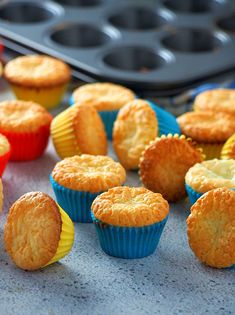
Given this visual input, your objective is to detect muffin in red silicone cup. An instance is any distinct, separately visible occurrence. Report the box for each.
[0,100,52,161]
[0,134,11,176]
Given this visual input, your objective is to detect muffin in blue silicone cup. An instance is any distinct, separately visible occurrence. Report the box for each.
[185,159,235,205]
[50,155,126,223]
[91,186,169,259]
[71,82,135,140]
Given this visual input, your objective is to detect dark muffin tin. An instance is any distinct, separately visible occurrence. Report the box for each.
[0,0,235,95]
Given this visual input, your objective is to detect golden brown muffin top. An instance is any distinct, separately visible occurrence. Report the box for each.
[0,133,10,155]
[194,89,235,116]
[52,154,126,193]
[72,82,135,111]
[91,186,169,227]
[139,134,204,202]
[0,179,3,213]
[177,111,235,143]
[187,187,235,268]
[185,159,235,193]
[113,99,158,170]
[0,100,52,133]
[4,192,62,270]
[4,55,71,88]
[221,133,235,160]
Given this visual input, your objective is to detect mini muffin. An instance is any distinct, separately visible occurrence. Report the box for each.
[91,186,169,258]
[0,134,11,176]
[0,179,3,213]
[4,192,74,270]
[177,111,235,160]
[113,99,180,170]
[185,159,235,204]
[72,83,135,139]
[50,155,126,222]
[221,133,235,160]
[139,134,204,202]
[187,187,235,268]
[51,103,107,159]
[4,55,71,109]
[194,89,235,116]
[0,100,52,161]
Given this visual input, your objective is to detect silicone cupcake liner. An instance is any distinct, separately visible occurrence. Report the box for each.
[0,149,11,177]
[44,204,75,267]
[50,175,100,223]
[0,125,50,161]
[185,184,203,205]
[197,143,223,160]
[221,134,235,160]
[148,101,181,136]
[91,212,168,259]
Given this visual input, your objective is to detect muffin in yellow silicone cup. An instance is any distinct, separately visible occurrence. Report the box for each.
[51,102,107,159]
[177,111,235,160]
[221,133,235,160]
[4,55,71,109]
[4,192,74,271]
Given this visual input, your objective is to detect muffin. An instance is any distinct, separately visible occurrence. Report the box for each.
[4,192,74,270]
[71,82,135,140]
[113,99,180,170]
[0,134,11,176]
[177,111,235,159]
[139,134,204,202]
[194,89,235,116]
[221,133,235,160]
[4,55,71,109]
[187,187,235,268]
[50,155,126,222]
[185,159,235,204]
[91,186,169,259]
[51,103,107,159]
[0,179,3,213]
[0,100,52,161]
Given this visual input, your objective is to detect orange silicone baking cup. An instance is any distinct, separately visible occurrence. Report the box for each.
[0,125,51,161]
[0,149,11,176]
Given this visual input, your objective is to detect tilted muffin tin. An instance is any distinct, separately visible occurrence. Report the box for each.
[0,0,235,95]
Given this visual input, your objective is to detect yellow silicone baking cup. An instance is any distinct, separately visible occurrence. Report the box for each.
[44,205,75,267]
[197,143,223,160]
[221,133,235,160]
[51,106,81,159]
[10,83,68,110]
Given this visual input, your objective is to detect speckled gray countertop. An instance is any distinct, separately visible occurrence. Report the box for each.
[0,84,234,315]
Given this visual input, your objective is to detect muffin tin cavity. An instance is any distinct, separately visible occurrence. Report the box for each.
[54,0,102,7]
[217,14,235,33]
[161,29,225,53]
[50,23,111,48]
[163,0,225,14]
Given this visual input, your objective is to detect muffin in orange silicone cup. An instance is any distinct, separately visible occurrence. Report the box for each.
[4,55,71,110]
[0,134,11,176]
[0,100,52,161]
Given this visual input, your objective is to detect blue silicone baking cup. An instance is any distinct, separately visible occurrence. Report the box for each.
[69,95,118,140]
[148,101,181,136]
[91,212,168,259]
[50,175,100,223]
[185,183,203,204]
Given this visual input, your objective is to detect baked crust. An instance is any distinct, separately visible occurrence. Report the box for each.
[185,159,235,193]
[52,154,126,193]
[194,89,235,116]
[113,99,158,170]
[177,111,235,143]
[187,187,235,268]
[0,179,3,213]
[0,100,52,133]
[139,134,204,202]
[0,134,10,155]
[221,133,235,160]
[91,186,169,227]
[4,192,62,270]
[4,55,71,88]
[72,82,135,111]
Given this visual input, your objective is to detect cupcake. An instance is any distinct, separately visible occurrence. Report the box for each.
[177,111,235,160]
[139,134,204,202]
[4,192,74,270]
[0,179,3,213]
[221,133,235,160]
[0,100,52,161]
[194,89,235,117]
[71,82,135,140]
[4,55,71,109]
[185,159,235,204]
[0,134,11,176]
[113,99,180,170]
[91,186,169,259]
[51,103,107,159]
[187,187,235,268]
[50,155,126,222]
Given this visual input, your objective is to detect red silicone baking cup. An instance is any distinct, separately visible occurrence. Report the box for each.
[0,125,51,161]
[0,149,11,176]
